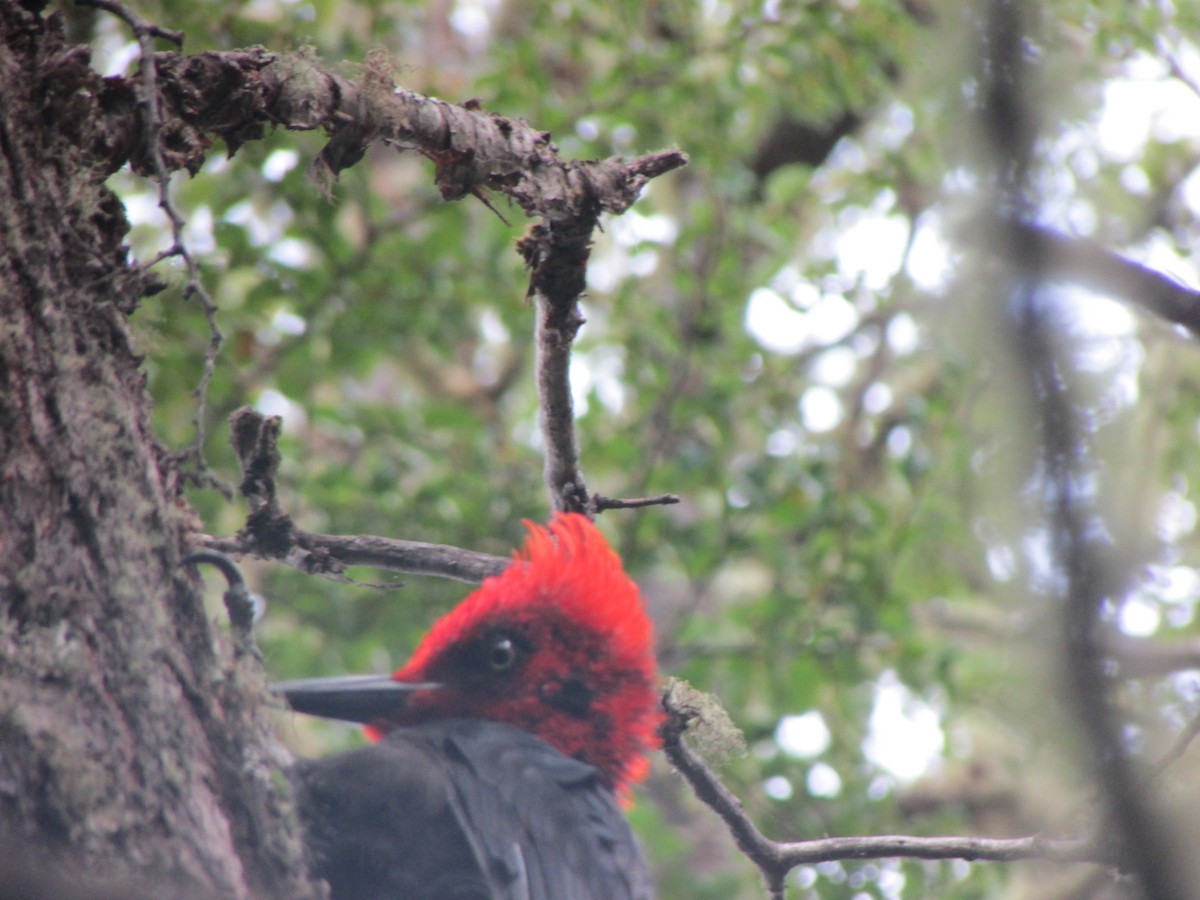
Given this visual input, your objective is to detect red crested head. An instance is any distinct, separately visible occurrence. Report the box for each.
[372,514,661,794]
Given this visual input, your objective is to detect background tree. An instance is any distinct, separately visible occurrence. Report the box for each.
[4,0,1200,897]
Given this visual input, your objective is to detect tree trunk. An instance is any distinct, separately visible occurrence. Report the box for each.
[0,3,316,895]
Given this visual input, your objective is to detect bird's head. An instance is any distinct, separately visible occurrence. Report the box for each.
[278,515,661,794]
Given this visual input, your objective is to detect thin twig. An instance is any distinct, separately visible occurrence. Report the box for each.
[181,550,260,658]
[86,36,683,506]
[78,0,227,494]
[660,694,1103,897]
[517,154,683,516]
[214,407,508,583]
[199,532,507,585]
[74,0,183,43]
[660,698,791,897]
[593,493,680,512]
[772,833,1101,867]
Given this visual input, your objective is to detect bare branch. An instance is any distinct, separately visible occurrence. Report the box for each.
[512,149,683,514]
[205,407,508,584]
[661,691,1104,897]
[95,46,689,226]
[199,531,507,585]
[593,493,680,512]
[182,550,259,658]
[532,288,589,514]
[511,151,686,514]
[773,834,1101,867]
[660,694,788,896]
[80,37,686,516]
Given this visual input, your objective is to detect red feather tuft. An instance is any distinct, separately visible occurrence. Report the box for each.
[382,514,662,794]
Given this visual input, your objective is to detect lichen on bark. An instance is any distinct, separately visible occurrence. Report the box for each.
[0,4,318,895]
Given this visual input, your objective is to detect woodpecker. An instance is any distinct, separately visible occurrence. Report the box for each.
[276,514,661,900]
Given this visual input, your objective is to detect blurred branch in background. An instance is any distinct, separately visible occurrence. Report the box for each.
[983,0,1192,894]
[1004,220,1200,339]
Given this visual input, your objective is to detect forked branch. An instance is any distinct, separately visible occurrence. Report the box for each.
[660,692,1104,899]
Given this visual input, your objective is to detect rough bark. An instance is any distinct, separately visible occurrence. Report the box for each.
[0,4,317,896]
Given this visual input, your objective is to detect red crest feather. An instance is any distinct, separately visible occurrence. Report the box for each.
[388,514,661,793]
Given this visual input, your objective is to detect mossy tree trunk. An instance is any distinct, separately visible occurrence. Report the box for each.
[0,3,316,895]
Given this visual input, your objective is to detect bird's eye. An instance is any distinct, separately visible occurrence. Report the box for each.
[488,636,517,672]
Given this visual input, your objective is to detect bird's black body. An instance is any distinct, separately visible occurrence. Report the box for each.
[292,718,654,900]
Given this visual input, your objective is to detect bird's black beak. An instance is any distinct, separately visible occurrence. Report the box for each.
[272,675,441,725]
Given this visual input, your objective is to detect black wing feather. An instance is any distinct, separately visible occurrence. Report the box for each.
[292,718,654,900]
[434,719,653,900]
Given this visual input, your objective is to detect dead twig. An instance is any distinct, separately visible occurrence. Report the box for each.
[205,408,508,584]
[78,0,228,494]
[593,493,680,512]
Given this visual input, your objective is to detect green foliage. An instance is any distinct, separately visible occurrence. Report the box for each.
[100,0,1200,895]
